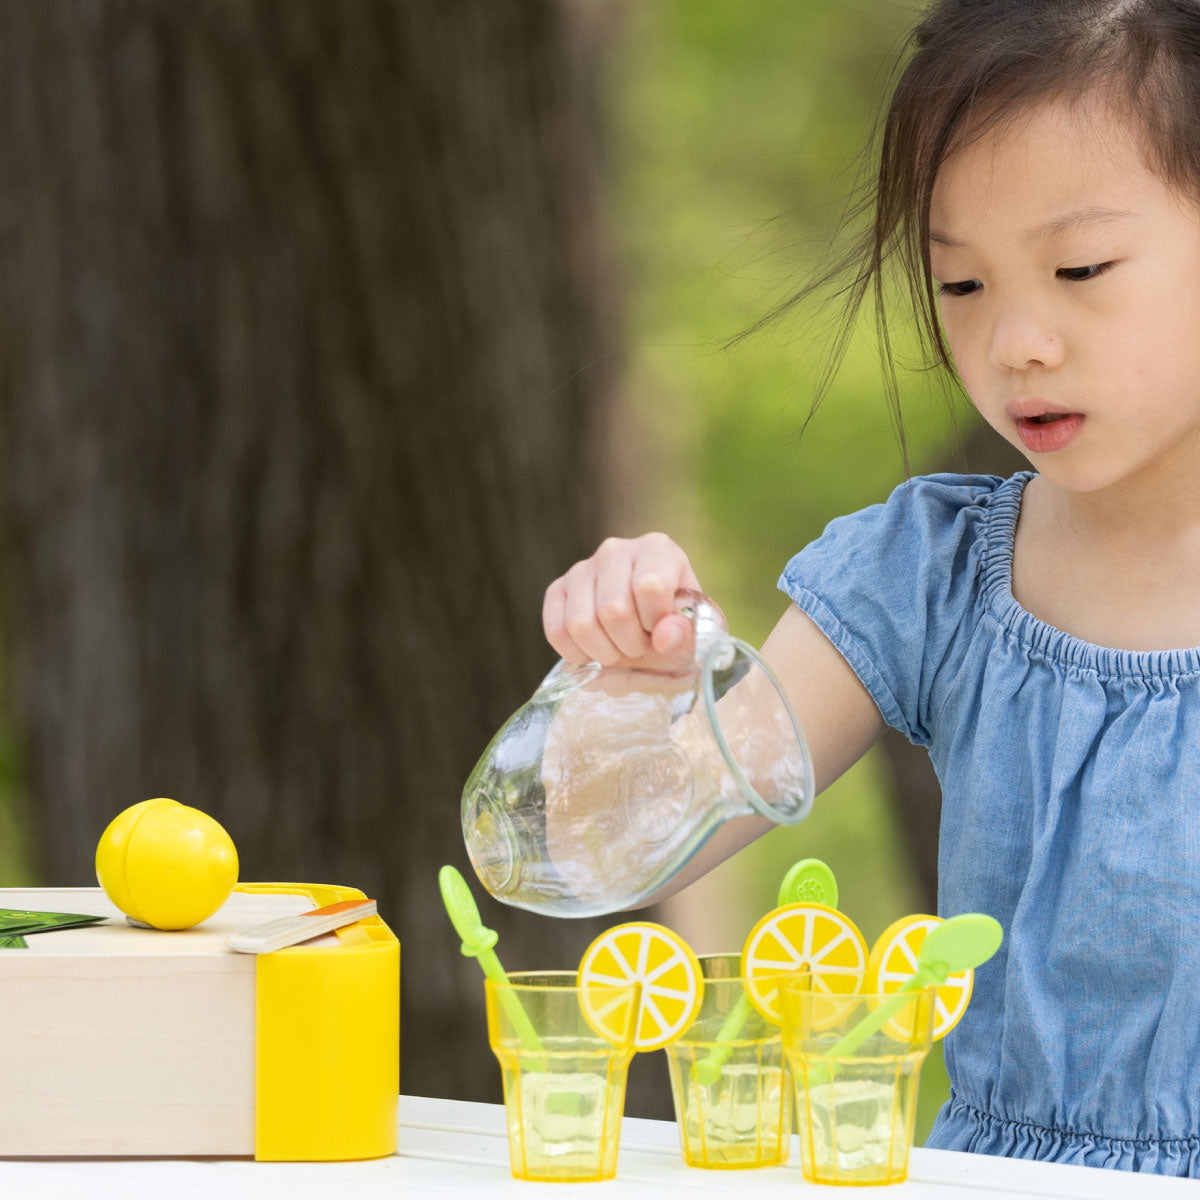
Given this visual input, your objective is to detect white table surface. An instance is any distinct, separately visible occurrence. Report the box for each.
[1,1094,1197,1199]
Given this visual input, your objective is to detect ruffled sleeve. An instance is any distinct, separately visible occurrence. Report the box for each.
[777,473,1003,747]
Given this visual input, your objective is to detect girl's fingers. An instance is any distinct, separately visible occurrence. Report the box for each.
[544,533,705,669]
[651,613,693,658]
[593,540,653,660]
[560,562,625,666]
[630,535,702,653]
[543,577,589,664]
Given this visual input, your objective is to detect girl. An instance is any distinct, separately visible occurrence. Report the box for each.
[543,0,1200,1177]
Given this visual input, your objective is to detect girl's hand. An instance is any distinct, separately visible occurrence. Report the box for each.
[543,533,703,671]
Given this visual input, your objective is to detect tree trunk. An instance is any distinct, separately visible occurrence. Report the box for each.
[0,0,667,1110]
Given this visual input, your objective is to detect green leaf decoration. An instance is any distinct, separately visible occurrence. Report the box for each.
[0,909,108,937]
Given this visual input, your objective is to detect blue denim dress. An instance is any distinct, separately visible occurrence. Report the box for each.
[779,471,1200,1175]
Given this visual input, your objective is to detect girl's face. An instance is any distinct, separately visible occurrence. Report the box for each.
[929,94,1200,497]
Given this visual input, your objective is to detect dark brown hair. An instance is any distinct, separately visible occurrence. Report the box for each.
[751,0,1200,448]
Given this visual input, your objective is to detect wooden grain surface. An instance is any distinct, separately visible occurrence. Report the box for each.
[0,887,317,1155]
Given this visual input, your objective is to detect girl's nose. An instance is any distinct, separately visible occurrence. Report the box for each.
[988,312,1064,372]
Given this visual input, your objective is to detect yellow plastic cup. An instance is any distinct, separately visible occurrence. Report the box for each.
[664,954,790,1169]
[779,976,935,1186]
[485,971,639,1182]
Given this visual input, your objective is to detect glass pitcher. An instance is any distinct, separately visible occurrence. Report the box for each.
[460,591,815,917]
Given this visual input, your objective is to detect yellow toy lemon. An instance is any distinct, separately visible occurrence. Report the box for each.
[95,798,239,930]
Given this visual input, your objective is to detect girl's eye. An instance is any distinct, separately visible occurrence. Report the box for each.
[937,279,981,298]
[1057,262,1112,282]
[937,262,1115,296]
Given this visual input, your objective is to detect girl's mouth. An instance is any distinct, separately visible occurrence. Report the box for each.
[1015,412,1084,453]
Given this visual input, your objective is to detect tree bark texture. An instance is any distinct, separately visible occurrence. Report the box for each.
[0,0,657,1109]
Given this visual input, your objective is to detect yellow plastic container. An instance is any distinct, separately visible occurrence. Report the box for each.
[237,883,399,1161]
[485,970,638,1182]
[780,978,934,1186]
[664,954,790,1169]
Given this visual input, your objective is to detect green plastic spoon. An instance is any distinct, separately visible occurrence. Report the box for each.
[775,859,838,910]
[438,864,543,1053]
[693,858,838,1085]
[822,912,1003,1061]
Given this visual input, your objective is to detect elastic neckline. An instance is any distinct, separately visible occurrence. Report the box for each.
[982,472,1200,679]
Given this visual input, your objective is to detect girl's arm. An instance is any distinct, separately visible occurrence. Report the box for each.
[631,602,885,905]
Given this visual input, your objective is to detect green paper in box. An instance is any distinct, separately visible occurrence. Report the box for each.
[0,908,108,946]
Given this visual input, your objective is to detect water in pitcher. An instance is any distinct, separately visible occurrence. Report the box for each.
[461,592,815,917]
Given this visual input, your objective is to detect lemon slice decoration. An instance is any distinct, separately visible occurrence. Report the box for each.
[577,921,703,1050]
[740,902,868,1024]
[866,914,974,1041]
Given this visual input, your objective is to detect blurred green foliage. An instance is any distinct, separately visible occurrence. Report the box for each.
[609,0,974,1139]
[0,731,34,886]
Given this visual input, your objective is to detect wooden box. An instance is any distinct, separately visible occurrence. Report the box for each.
[0,883,399,1160]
